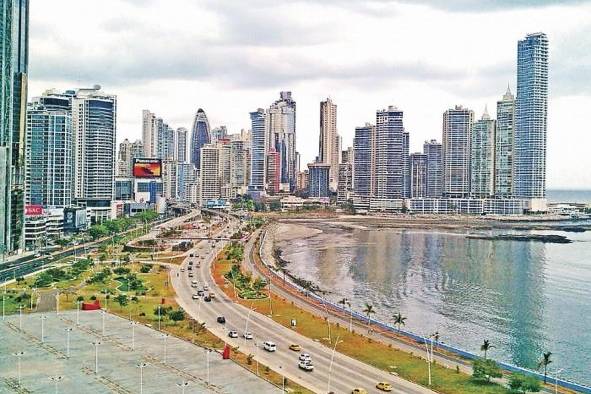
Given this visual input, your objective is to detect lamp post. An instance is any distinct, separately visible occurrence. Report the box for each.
[49,375,63,394]
[55,291,60,315]
[30,288,36,310]
[161,333,169,363]
[244,306,256,345]
[13,351,24,386]
[64,328,72,358]
[92,341,101,374]
[76,301,81,325]
[18,305,23,330]
[423,334,435,386]
[40,314,47,343]
[101,309,106,337]
[137,363,148,394]
[206,348,211,386]
[130,321,138,351]
[176,381,189,394]
[554,368,564,394]
[327,336,343,394]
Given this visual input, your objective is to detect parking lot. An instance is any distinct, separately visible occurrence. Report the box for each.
[0,310,277,393]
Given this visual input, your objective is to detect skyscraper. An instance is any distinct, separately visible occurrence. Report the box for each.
[175,127,188,163]
[495,86,515,198]
[410,153,427,198]
[442,105,474,198]
[199,143,220,205]
[248,108,267,196]
[318,98,340,190]
[71,86,117,218]
[267,92,297,192]
[190,108,210,170]
[374,106,408,200]
[1,0,28,253]
[513,32,548,200]
[116,138,143,177]
[141,110,157,158]
[25,102,73,207]
[470,108,496,197]
[307,162,330,198]
[353,123,375,200]
[423,139,443,198]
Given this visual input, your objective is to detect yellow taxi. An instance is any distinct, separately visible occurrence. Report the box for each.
[289,344,301,351]
[376,382,393,392]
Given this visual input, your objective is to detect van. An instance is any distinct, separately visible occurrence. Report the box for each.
[263,341,277,352]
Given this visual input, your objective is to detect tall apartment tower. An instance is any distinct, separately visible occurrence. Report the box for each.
[1,0,29,253]
[442,105,474,198]
[337,148,354,204]
[141,110,157,158]
[72,86,117,208]
[374,106,408,200]
[470,108,496,197]
[307,162,331,198]
[423,140,443,198]
[410,153,427,198]
[190,108,210,170]
[318,98,340,191]
[353,123,375,200]
[117,138,143,177]
[25,102,73,207]
[267,92,297,192]
[495,86,515,198]
[513,32,549,200]
[176,127,188,163]
[248,108,267,196]
[199,143,220,205]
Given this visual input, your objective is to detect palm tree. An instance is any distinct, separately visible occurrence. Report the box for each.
[363,303,375,330]
[538,351,552,384]
[393,312,407,331]
[480,339,495,359]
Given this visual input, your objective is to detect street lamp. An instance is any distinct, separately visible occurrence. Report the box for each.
[76,300,81,325]
[40,314,47,343]
[64,327,73,358]
[423,334,436,386]
[554,368,565,394]
[327,335,343,394]
[30,288,36,310]
[92,341,101,374]
[101,309,107,337]
[49,375,63,394]
[13,351,24,386]
[18,305,23,330]
[206,348,211,386]
[161,333,169,363]
[130,321,138,351]
[137,363,148,394]
[244,306,256,345]
[176,381,189,394]
[55,291,60,315]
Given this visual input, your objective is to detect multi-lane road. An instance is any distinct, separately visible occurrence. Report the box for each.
[170,216,434,394]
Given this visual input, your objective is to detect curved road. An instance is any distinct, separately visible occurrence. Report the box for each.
[170,218,434,394]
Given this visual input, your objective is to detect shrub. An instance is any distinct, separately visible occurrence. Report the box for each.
[472,359,503,383]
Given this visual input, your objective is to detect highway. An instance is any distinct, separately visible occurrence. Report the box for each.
[170,216,434,394]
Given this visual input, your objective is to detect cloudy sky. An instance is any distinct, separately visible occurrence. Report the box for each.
[29,0,591,189]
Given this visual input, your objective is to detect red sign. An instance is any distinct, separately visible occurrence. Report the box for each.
[25,205,44,216]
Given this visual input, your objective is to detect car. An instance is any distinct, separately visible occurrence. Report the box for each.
[208,292,216,299]
[190,282,198,288]
[189,253,194,257]
[187,266,192,271]
[47,255,54,260]
[263,341,277,352]
[34,253,41,258]
[376,382,392,392]
[243,332,253,340]
[204,296,211,302]
[298,361,314,371]
[188,261,193,266]
[180,268,185,272]
[197,290,205,296]
[216,316,226,324]
[228,330,238,338]
[188,273,194,277]
[192,294,199,300]
[351,389,368,394]
[298,353,311,362]
[203,285,209,291]
[289,344,301,351]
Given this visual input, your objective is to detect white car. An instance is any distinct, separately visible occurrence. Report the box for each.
[228,330,239,338]
[192,294,199,300]
[298,353,311,362]
[298,360,314,371]
[263,341,277,352]
[180,268,185,272]
[243,332,253,340]
[203,285,209,291]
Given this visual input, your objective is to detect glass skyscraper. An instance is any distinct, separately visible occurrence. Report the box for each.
[1,0,28,253]
[495,86,515,198]
[513,32,548,199]
[190,108,210,170]
[442,105,474,198]
[470,109,496,198]
[248,108,267,195]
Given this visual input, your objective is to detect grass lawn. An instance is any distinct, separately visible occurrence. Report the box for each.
[213,246,512,394]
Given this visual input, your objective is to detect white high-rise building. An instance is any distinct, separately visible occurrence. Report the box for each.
[442,105,473,198]
[374,106,408,200]
[423,140,443,198]
[117,138,143,177]
[318,98,340,191]
[410,153,427,198]
[199,144,220,205]
[267,92,297,192]
[142,110,158,158]
[470,108,496,198]
[495,86,515,198]
[176,127,188,163]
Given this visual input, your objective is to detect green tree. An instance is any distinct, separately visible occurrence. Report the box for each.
[508,373,541,393]
[481,339,495,359]
[393,312,407,331]
[115,294,128,307]
[89,224,109,240]
[169,309,185,324]
[472,359,502,383]
[363,303,375,329]
[538,351,552,384]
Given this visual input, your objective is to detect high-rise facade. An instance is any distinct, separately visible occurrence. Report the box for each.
[267,92,297,192]
[513,32,548,200]
[71,86,117,206]
[423,140,443,198]
[141,110,157,158]
[337,148,353,204]
[248,108,267,195]
[1,0,28,253]
[353,124,375,199]
[318,98,340,190]
[199,143,220,205]
[470,109,496,197]
[495,87,515,198]
[229,138,249,197]
[442,105,473,198]
[190,108,210,170]
[266,148,280,195]
[175,127,188,163]
[410,153,427,198]
[307,162,330,198]
[374,106,408,200]
[116,138,143,177]
[25,102,73,207]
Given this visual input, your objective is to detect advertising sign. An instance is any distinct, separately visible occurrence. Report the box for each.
[133,158,162,178]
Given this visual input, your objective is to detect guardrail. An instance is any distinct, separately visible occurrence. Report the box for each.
[257,229,591,394]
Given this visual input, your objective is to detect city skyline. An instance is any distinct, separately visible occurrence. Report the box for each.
[26,0,591,189]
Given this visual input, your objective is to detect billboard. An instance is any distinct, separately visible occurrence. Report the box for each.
[25,205,44,216]
[133,158,162,178]
[64,207,87,232]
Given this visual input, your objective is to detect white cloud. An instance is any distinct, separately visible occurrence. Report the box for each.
[28,0,591,188]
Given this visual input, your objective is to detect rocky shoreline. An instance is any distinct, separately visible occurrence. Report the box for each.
[466,234,573,243]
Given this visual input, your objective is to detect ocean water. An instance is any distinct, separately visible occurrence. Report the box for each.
[279,224,591,387]
[547,189,591,204]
